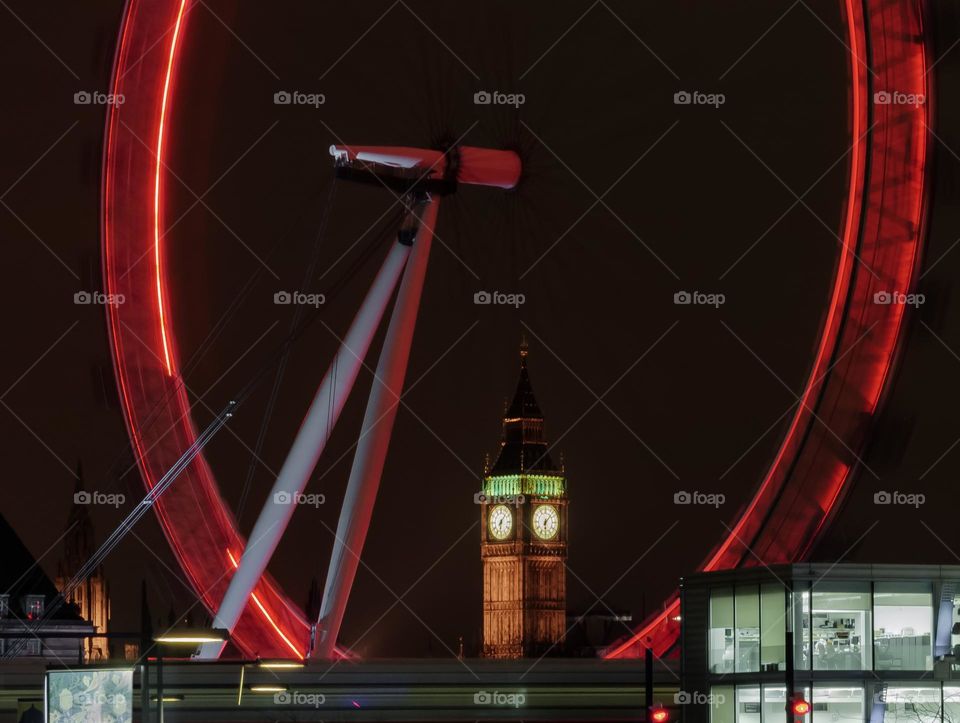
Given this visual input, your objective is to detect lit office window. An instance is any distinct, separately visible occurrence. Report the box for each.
[711,585,790,675]
[760,584,785,672]
[737,685,761,723]
[710,586,735,674]
[736,585,760,673]
[710,685,735,723]
[793,587,811,670]
[812,686,865,723]
[761,686,786,723]
[875,582,933,671]
[811,582,872,671]
[880,685,940,723]
[949,593,960,663]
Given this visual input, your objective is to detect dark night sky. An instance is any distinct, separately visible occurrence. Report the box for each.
[2,0,960,658]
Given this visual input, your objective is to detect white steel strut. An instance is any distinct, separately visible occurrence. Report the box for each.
[313,196,437,658]
[195,233,413,659]
[199,143,519,660]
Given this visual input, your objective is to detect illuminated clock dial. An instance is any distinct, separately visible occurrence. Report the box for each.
[488,505,513,540]
[532,505,559,540]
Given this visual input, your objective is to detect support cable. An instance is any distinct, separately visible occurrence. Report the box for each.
[5,190,402,658]
[236,177,339,521]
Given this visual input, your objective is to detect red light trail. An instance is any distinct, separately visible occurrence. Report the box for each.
[102,0,333,659]
[152,0,188,377]
[606,0,930,659]
[100,0,930,661]
[226,550,305,660]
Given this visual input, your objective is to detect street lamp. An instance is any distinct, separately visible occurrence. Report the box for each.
[249,685,287,693]
[256,659,304,670]
[154,628,228,645]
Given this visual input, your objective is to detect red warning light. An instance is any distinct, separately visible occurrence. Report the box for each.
[790,698,811,716]
[651,706,670,723]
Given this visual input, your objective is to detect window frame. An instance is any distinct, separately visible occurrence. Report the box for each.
[873,581,934,673]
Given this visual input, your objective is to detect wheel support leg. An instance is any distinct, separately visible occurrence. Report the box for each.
[195,238,412,659]
[312,196,438,658]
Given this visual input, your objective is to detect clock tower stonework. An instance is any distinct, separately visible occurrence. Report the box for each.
[480,346,567,658]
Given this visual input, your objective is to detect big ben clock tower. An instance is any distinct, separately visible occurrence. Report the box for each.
[480,344,567,658]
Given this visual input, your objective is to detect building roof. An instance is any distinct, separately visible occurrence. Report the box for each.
[0,512,58,600]
[0,511,81,621]
[489,346,562,476]
[505,352,542,419]
[680,562,960,588]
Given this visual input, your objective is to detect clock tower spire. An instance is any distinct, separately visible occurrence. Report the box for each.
[480,344,567,658]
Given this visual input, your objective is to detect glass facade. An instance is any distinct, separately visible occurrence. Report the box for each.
[736,585,760,673]
[710,685,816,723]
[810,582,871,671]
[950,594,960,660]
[760,685,783,723]
[711,685,735,723]
[771,582,936,672]
[795,587,811,670]
[694,570,960,723]
[710,586,735,674]
[709,585,786,674]
[736,685,761,723]
[881,685,942,723]
[760,584,786,672]
[875,583,933,671]
[709,684,960,723]
[814,686,866,723]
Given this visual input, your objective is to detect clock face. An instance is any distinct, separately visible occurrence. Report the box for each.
[488,505,513,540]
[532,504,560,540]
